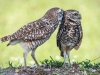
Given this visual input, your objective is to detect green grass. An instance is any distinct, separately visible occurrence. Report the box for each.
[41,57,100,69]
[0,0,100,67]
[41,56,63,68]
[0,58,100,75]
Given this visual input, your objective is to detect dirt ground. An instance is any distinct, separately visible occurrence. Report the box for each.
[0,65,100,75]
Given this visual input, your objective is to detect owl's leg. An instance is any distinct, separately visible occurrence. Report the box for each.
[23,50,30,69]
[67,51,71,67]
[63,51,67,68]
[31,50,39,67]
[61,44,67,68]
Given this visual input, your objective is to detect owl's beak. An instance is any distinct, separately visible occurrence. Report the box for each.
[79,14,82,20]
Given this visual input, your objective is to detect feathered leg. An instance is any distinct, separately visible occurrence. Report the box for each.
[31,49,39,67]
[23,50,30,69]
[67,51,71,67]
[63,51,67,68]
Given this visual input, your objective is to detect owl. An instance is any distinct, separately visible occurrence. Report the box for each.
[1,7,64,69]
[57,10,83,67]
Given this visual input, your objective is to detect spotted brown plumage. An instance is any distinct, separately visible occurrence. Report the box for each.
[1,7,64,69]
[57,10,83,67]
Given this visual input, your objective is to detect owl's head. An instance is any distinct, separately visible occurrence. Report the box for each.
[65,10,81,22]
[43,7,64,24]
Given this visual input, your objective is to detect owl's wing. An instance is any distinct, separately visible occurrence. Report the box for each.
[57,25,64,50]
[13,21,51,41]
[74,25,83,50]
[1,20,51,42]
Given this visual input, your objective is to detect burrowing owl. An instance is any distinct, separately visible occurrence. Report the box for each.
[57,10,83,67]
[1,7,64,69]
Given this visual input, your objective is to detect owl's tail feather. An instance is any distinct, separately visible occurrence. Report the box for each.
[0,35,10,42]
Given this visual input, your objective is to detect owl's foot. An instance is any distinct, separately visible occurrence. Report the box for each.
[62,63,71,68]
[62,63,67,68]
[68,63,71,67]
[21,66,30,71]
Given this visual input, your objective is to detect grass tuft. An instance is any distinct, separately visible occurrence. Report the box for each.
[40,56,63,68]
[6,61,22,69]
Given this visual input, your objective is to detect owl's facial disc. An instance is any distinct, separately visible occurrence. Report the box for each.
[65,10,81,22]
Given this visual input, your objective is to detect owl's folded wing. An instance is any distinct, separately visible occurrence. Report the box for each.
[1,21,51,42]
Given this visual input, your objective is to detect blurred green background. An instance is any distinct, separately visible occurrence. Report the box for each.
[0,0,100,67]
